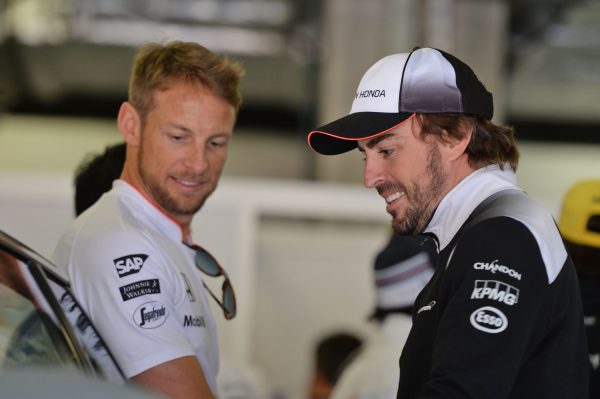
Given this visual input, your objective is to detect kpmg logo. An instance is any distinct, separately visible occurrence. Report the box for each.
[355,89,386,99]
[114,254,148,277]
[119,279,161,301]
[133,301,168,329]
[470,280,519,306]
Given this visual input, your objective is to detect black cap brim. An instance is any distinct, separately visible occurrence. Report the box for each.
[307,111,414,155]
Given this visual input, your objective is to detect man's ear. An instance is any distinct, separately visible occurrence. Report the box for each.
[117,102,141,146]
[442,123,472,162]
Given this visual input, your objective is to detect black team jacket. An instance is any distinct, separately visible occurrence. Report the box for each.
[397,166,589,399]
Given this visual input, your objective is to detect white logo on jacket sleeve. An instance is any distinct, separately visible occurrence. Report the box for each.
[417,301,436,314]
[470,306,508,333]
[473,259,522,280]
[113,254,148,277]
[470,280,519,306]
[133,301,168,329]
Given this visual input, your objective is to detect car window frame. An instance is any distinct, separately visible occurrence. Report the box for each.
[0,230,125,383]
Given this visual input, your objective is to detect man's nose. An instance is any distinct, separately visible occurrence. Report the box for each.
[184,144,208,173]
[363,155,384,189]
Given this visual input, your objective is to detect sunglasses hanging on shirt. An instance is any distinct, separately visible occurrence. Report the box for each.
[185,242,236,320]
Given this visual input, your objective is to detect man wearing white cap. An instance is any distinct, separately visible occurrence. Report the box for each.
[330,234,436,399]
[307,47,589,398]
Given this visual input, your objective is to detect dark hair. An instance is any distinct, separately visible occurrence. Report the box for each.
[129,41,244,124]
[315,332,362,384]
[74,142,126,216]
[417,113,519,171]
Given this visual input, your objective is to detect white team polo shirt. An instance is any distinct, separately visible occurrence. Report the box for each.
[53,180,220,394]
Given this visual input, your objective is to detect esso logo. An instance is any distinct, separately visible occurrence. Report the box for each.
[470,306,508,333]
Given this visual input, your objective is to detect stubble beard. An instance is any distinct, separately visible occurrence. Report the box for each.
[138,145,212,219]
[392,142,446,235]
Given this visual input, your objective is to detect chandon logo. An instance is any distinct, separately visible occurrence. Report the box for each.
[473,259,522,281]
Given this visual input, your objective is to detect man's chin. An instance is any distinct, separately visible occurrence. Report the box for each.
[391,216,408,235]
[170,202,205,217]
[391,214,419,236]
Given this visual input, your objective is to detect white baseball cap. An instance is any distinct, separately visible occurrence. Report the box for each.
[308,47,494,155]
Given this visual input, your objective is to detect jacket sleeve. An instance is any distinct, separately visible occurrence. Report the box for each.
[419,217,551,398]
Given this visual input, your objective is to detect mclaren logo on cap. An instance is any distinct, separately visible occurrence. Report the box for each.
[355,89,386,99]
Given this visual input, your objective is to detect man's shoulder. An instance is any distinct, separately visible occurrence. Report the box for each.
[460,192,567,283]
[57,194,159,261]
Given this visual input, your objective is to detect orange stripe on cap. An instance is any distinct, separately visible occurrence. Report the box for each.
[307,113,416,154]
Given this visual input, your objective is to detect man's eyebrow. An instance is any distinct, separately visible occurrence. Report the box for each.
[167,123,192,133]
[359,133,395,150]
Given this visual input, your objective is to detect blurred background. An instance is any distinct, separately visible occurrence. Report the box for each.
[1,0,600,398]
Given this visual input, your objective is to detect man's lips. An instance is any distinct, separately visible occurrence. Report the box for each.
[385,192,402,204]
[172,177,207,191]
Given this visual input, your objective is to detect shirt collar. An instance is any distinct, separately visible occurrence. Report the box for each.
[113,180,186,243]
[423,164,522,251]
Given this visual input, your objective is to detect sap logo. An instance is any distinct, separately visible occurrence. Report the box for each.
[133,301,168,329]
[355,89,386,99]
[470,280,519,306]
[470,306,507,334]
[473,259,521,281]
[183,315,206,328]
[114,254,148,277]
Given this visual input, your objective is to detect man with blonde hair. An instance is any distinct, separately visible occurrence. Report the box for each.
[54,41,243,399]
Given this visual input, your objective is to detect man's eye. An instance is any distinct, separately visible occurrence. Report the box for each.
[209,138,228,148]
[379,148,393,156]
[170,134,185,141]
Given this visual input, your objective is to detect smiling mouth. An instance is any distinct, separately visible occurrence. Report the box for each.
[385,192,404,204]
[174,177,205,189]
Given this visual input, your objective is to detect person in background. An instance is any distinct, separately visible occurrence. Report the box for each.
[306,46,589,398]
[308,332,362,399]
[73,142,125,216]
[331,234,436,399]
[53,40,243,399]
[558,179,600,398]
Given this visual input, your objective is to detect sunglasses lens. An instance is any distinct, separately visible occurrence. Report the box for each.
[195,250,220,276]
[223,282,236,318]
[188,243,236,319]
